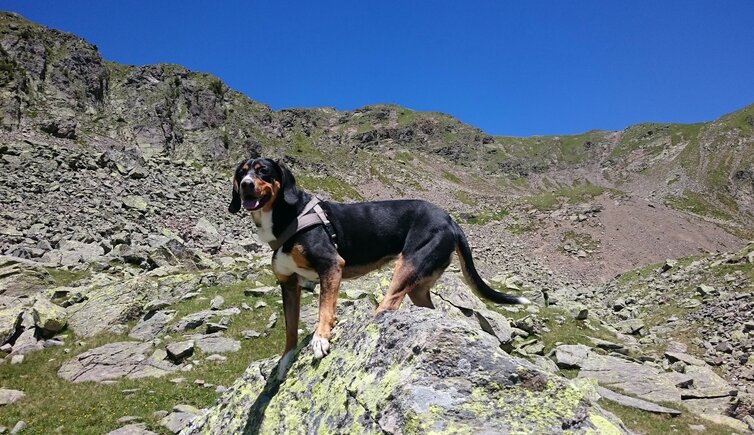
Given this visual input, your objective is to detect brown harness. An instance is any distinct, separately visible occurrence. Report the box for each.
[268,197,337,251]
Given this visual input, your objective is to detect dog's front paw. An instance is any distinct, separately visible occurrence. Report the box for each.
[311,334,330,360]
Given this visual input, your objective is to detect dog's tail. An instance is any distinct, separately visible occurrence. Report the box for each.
[452,220,531,305]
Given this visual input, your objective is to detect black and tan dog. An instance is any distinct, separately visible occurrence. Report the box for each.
[229,158,529,378]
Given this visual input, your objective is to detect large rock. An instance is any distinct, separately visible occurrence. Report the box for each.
[66,277,154,337]
[129,310,176,341]
[107,423,158,435]
[32,298,67,334]
[575,350,685,403]
[186,300,628,434]
[58,341,179,383]
[0,388,26,406]
[172,308,240,333]
[185,333,240,354]
[0,306,24,345]
[58,240,105,263]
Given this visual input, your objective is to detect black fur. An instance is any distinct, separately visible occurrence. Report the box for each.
[230,157,528,303]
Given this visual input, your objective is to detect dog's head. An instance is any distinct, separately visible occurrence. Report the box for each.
[228,158,298,213]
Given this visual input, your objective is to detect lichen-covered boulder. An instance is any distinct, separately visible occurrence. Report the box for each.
[66,277,154,337]
[32,297,67,334]
[185,299,628,434]
[0,305,24,345]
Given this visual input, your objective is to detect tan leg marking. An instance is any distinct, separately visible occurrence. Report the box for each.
[279,274,301,354]
[407,272,441,309]
[290,244,311,269]
[312,255,345,359]
[375,255,416,313]
[277,273,301,380]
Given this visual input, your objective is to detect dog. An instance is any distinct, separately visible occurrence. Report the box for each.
[229,157,529,378]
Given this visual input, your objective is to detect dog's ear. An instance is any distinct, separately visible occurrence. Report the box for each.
[228,176,241,213]
[276,160,299,205]
[228,162,243,213]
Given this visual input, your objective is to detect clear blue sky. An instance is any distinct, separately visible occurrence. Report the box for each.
[4,1,754,136]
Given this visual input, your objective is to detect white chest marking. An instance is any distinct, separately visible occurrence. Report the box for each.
[273,250,320,281]
[253,210,276,243]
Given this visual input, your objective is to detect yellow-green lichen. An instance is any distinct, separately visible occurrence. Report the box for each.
[587,413,622,435]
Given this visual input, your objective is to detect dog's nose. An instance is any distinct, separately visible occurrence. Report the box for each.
[240,178,253,190]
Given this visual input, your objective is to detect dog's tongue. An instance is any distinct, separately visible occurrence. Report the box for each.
[243,199,261,210]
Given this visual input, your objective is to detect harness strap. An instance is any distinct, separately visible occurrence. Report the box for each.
[268,197,336,251]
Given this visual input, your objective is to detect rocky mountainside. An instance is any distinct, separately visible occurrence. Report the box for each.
[1,11,753,435]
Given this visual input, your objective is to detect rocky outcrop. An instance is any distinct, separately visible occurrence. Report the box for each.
[186,296,627,434]
[58,341,179,383]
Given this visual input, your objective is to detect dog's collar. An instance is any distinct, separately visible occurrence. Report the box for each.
[268,197,336,251]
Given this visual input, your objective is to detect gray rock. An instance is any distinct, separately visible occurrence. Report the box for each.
[597,386,681,415]
[681,365,737,399]
[129,311,175,341]
[244,286,279,297]
[205,354,226,362]
[186,334,240,354]
[665,351,706,367]
[696,284,714,296]
[614,318,644,335]
[172,308,240,332]
[58,240,105,263]
[192,218,222,249]
[209,295,224,310]
[32,298,67,334]
[10,355,24,365]
[10,421,26,435]
[577,352,687,404]
[160,404,201,433]
[0,306,24,346]
[106,423,157,435]
[66,278,154,338]
[166,340,195,363]
[473,309,514,345]
[0,389,25,406]
[9,328,42,355]
[122,196,148,212]
[569,304,589,320]
[265,313,277,330]
[241,330,263,339]
[205,323,228,334]
[554,344,592,368]
[143,299,171,312]
[58,341,179,383]
[186,301,629,434]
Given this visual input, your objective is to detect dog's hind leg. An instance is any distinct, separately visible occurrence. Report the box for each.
[407,272,441,309]
[376,255,417,313]
[312,255,345,360]
[278,274,300,380]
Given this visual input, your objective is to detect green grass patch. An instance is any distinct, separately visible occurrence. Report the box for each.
[394,151,414,163]
[664,190,733,221]
[46,268,91,287]
[463,208,510,225]
[600,400,733,435]
[441,170,461,184]
[397,110,416,126]
[452,190,478,207]
[524,192,560,211]
[290,132,324,160]
[536,308,616,353]
[0,280,290,434]
[522,180,606,211]
[297,174,364,202]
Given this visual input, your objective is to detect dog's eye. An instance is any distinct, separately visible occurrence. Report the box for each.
[258,167,270,176]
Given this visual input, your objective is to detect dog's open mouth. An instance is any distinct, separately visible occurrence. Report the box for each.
[242,195,270,211]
